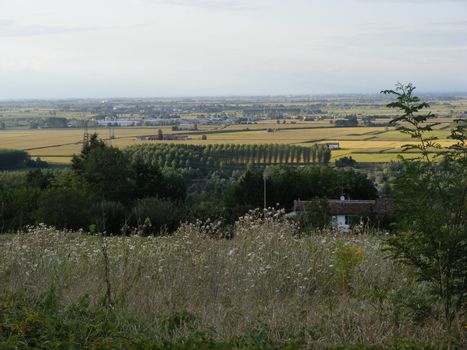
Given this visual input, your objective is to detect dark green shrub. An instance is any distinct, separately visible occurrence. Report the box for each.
[131,197,186,234]
[34,187,88,230]
[90,200,128,234]
[0,149,30,170]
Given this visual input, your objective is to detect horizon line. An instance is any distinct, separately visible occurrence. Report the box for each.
[2,91,467,102]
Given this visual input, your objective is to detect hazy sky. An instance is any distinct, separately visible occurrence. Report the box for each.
[0,0,466,98]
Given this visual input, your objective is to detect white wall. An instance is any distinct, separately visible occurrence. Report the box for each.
[335,215,350,233]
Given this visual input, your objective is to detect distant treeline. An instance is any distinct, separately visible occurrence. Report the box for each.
[0,149,48,171]
[125,143,332,173]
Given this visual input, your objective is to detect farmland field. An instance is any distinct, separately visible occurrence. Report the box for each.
[0,122,456,164]
[1,95,464,164]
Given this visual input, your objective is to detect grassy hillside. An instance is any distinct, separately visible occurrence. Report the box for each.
[0,212,464,349]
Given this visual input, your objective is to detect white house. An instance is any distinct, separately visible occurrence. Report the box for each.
[322,142,340,150]
[292,196,394,233]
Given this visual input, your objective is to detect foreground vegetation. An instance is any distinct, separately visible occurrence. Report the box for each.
[0,217,464,349]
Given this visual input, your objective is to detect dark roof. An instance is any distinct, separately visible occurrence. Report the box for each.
[374,199,396,213]
[294,199,394,216]
[329,200,374,215]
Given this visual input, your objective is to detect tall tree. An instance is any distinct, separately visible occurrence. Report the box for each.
[72,134,132,202]
[317,146,324,164]
[323,147,331,165]
[382,83,467,327]
[311,144,318,164]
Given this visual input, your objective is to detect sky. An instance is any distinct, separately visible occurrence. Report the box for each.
[0,0,466,98]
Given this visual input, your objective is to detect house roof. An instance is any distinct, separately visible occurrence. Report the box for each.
[294,199,394,216]
[373,199,396,213]
[328,200,375,215]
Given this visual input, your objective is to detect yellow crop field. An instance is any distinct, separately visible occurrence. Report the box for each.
[0,120,455,164]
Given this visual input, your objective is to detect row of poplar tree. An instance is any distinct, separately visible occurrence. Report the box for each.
[124,143,331,171]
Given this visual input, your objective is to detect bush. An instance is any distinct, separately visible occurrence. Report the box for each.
[34,187,88,230]
[334,243,364,293]
[90,200,127,234]
[0,186,40,232]
[335,156,357,168]
[131,197,186,234]
[0,149,30,170]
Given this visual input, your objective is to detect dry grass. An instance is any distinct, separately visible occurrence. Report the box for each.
[0,210,462,348]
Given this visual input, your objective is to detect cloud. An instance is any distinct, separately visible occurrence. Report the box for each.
[356,0,467,2]
[329,26,467,50]
[0,19,100,38]
[147,0,250,10]
[431,19,467,27]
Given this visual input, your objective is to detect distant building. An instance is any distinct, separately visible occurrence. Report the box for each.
[322,142,340,150]
[292,196,395,233]
[142,118,186,126]
[135,134,189,141]
[161,134,189,141]
[95,119,142,127]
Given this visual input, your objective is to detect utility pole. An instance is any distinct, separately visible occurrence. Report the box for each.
[108,125,115,145]
[263,166,270,209]
[82,113,89,144]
